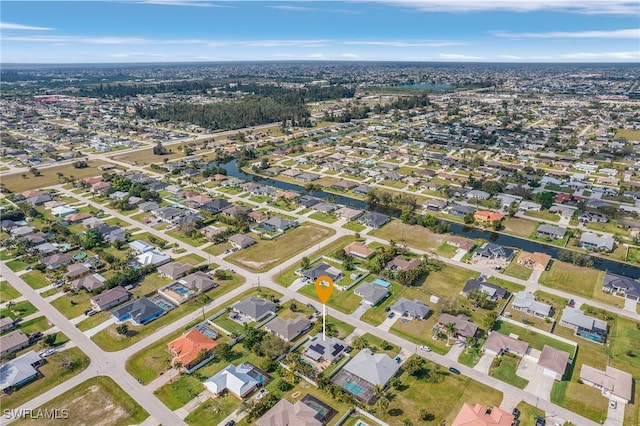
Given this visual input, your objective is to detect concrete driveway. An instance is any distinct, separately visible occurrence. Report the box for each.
[378,314,398,332]
[604,400,626,426]
[474,353,495,374]
[624,297,637,313]
[445,341,466,360]
[351,303,370,320]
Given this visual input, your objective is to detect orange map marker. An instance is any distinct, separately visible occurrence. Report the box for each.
[314,276,334,340]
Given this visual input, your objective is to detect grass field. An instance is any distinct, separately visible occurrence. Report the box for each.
[76,311,110,331]
[154,374,205,410]
[489,356,529,389]
[51,291,94,319]
[226,223,335,272]
[514,402,545,426]
[435,241,458,258]
[342,221,366,232]
[184,393,240,425]
[371,220,448,252]
[524,210,561,222]
[615,128,640,141]
[113,147,184,166]
[0,281,21,302]
[1,348,90,410]
[2,160,110,194]
[378,356,502,426]
[309,211,339,224]
[539,260,603,300]
[6,259,31,272]
[502,217,538,238]
[175,253,206,265]
[503,256,534,280]
[0,300,37,320]
[21,270,51,289]
[15,375,148,426]
[16,316,53,335]
[359,333,400,358]
[298,283,363,314]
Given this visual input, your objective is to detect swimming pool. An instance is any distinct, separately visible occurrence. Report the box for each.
[372,278,391,288]
[343,381,363,395]
[174,287,189,295]
[356,421,370,426]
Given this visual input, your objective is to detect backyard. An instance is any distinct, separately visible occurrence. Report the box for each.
[370,220,447,252]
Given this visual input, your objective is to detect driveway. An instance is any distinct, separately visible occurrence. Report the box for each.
[624,297,637,313]
[351,303,370,320]
[474,353,495,374]
[84,316,117,337]
[378,314,398,332]
[289,278,306,292]
[445,341,466,360]
[603,400,625,426]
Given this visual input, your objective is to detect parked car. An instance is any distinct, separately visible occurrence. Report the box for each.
[609,400,617,409]
[512,408,520,419]
[224,421,236,426]
[535,417,545,426]
[419,345,432,352]
[394,356,402,364]
[387,312,395,319]
[85,309,97,317]
[448,367,461,375]
[568,299,576,307]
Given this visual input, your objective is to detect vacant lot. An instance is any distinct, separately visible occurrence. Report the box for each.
[226,223,335,272]
[2,160,110,193]
[371,220,448,252]
[539,260,603,299]
[615,128,640,141]
[113,146,184,166]
[502,217,538,238]
[0,281,20,302]
[16,376,148,426]
[503,255,533,281]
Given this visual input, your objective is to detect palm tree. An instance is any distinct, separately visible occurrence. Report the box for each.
[444,322,458,346]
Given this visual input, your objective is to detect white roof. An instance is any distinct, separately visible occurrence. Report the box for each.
[204,364,258,397]
[0,351,42,391]
[135,250,170,266]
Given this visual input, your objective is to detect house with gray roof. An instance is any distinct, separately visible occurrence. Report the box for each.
[179,271,217,292]
[466,189,491,200]
[112,297,165,326]
[390,298,432,319]
[158,262,192,280]
[579,232,615,252]
[358,212,390,228]
[91,286,131,311]
[512,291,552,317]
[538,345,569,380]
[0,330,30,357]
[482,332,529,357]
[40,253,72,270]
[261,217,298,232]
[233,296,277,322]
[264,316,311,342]
[229,234,256,250]
[536,224,567,239]
[353,282,389,306]
[602,273,640,301]
[560,307,608,343]
[462,279,507,300]
[0,351,44,392]
[302,262,343,283]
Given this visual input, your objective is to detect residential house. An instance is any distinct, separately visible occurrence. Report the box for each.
[82,217,104,229]
[312,203,338,214]
[158,262,192,280]
[261,217,298,232]
[332,348,400,404]
[64,213,92,224]
[536,224,567,240]
[0,351,45,392]
[180,271,217,293]
[168,328,218,370]
[344,242,375,259]
[302,335,348,371]
[201,198,233,215]
[474,211,505,223]
[222,206,252,221]
[517,252,551,270]
[332,180,357,191]
[579,364,633,402]
[519,201,542,211]
[335,207,363,222]
[134,250,171,267]
[65,263,91,280]
[90,286,130,311]
[233,296,277,322]
[462,279,507,300]
[602,273,640,301]
[203,363,260,398]
[91,181,111,194]
[129,240,155,254]
[437,313,479,339]
[26,194,52,206]
[579,232,615,252]
[424,199,447,211]
[385,255,421,271]
[482,332,529,357]
[560,307,608,343]
[298,195,322,208]
[474,244,515,263]
[138,201,159,212]
[40,253,72,270]
[451,403,514,426]
[353,185,373,196]
[71,274,106,291]
[0,330,30,357]
[229,234,256,250]
[538,345,569,380]
[112,297,165,326]
[10,226,35,237]
[449,204,476,217]
[153,206,183,222]
[447,237,476,252]
[466,190,491,200]
[201,225,226,240]
[358,212,389,228]
[390,298,431,319]
[51,205,77,217]
[302,263,343,283]
[512,291,552,317]
[264,316,311,342]
[256,399,322,426]
[354,282,389,306]
[0,317,15,333]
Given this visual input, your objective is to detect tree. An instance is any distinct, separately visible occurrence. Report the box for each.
[289,301,298,312]
[256,334,290,359]
[43,333,57,347]
[403,356,424,377]
[463,213,475,224]
[482,311,499,331]
[300,256,310,270]
[83,228,104,249]
[214,342,234,361]
[351,336,369,350]
[153,141,167,155]
[116,324,129,336]
[403,418,413,426]
[467,288,488,309]
[419,409,435,421]
[444,322,458,345]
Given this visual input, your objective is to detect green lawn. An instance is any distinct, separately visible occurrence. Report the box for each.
[458,347,482,367]
[503,256,534,280]
[0,281,21,302]
[615,128,640,141]
[309,212,339,224]
[15,375,148,426]
[298,284,363,314]
[371,220,447,252]
[154,374,205,410]
[539,260,603,300]
[502,217,538,238]
[324,315,356,339]
[342,221,366,232]
[378,356,503,426]
[22,270,51,289]
[435,241,458,258]
[226,223,335,273]
[166,229,207,247]
[1,347,90,410]
[51,291,94,319]
[514,402,545,426]
[175,253,206,265]
[184,393,239,426]
[0,300,37,320]
[76,311,111,331]
[15,316,52,335]
[524,210,560,222]
[6,259,30,272]
[489,356,529,389]
[359,333,400,358]
[585,220,631,238]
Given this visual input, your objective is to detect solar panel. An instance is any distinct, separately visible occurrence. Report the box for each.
[331,344,344,357]
[310,343,324,353]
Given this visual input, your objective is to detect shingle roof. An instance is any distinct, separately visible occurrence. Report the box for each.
[342,348,399,387]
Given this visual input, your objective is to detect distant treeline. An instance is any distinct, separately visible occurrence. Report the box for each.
[324,93,431,122]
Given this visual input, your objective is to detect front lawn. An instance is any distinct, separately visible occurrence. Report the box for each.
[493,321,575,356]
[342,221,366,232]
[226,223,335,272]
[524,210,560,222]
[489,356,529,389]
[154,374,205,410]
[22,270,51,289]
[309,212,339,224]
[298,283,364,314]
[184,393,239,426]
[359,333,400,358]
[175,253,206,265]
[503,256,533,281]
[6,259,30,272]
[0,281,21,302]
[514,402,545,426]
[76,311,110,331]
[51,291,94,319]
[0,347,90,410]
[435,241,458,258]
[0,300,37,320]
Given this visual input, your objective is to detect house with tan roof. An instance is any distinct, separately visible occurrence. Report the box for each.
[538,345,569,380]
[256,398,323,426]
[517,251,551,270]
[344,242,375,259]
[579,364,633,402]
[482,332,529,357]
[451,403,514,426]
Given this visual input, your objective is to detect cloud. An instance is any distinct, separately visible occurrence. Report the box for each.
[559,51,640,60]
[439,53,485,60]
[3,35,155,44]
[341,40,466,47]
[499,55,524,59]
[377,0,639,14]
[493,29,640,39]
[0,22,53,31]
[270,4,359,14]
[308,53,325,59]
[340,53,360,59]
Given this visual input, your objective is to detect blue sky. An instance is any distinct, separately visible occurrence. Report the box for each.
[1,1,639,63]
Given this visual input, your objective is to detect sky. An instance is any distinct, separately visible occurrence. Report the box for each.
[1,0,639,63]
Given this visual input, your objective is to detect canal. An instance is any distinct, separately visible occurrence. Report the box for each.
[221,159,640,279]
